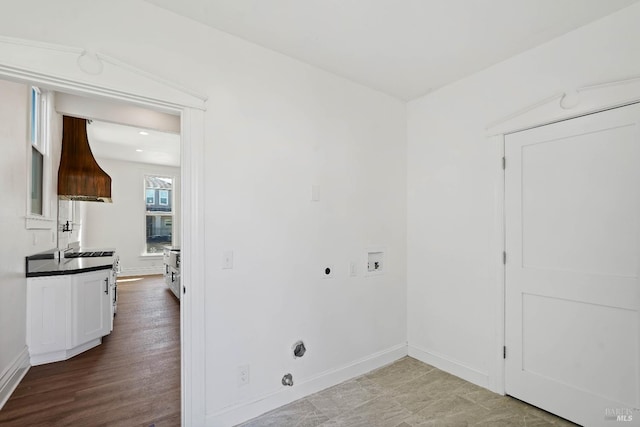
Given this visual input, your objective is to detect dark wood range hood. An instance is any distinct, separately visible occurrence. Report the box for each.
[58,115,112,203]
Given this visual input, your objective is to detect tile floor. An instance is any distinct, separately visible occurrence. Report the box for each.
[238,357,578,427]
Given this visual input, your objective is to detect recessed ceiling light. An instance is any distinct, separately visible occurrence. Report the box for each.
[139,131,149,136]
[136,149,143,152]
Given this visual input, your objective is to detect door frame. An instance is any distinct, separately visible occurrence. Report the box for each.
[486,75,640,395]
[0,36,208,425]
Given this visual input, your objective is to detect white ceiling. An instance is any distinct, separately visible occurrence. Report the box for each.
[145,0,639,100]
[87,120,180,167]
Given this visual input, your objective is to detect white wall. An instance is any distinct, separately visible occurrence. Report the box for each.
[203,44,407,421]
[57,200,83,249]
[0,1,407,423]
[55,92,181,134]
[82,158,180,276]
[407,3,640,389]
[0,79,61,405]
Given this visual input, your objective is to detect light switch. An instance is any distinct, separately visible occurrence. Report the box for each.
[311,185,320,202]
[349,261,357,277]
[222,251,234,269]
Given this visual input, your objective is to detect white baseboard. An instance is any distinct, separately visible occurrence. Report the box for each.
[118,266,163,277]
[0,346,30,410]
[207,343,408,427]
[408,345,490,389]
[30,338,102,366]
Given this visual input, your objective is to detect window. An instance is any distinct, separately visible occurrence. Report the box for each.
[145,189,155,205]
[159,190,169,206]
[31,147,43,215]
[29,86,48,218]
[30,87,39,146]
[144,175,173,253]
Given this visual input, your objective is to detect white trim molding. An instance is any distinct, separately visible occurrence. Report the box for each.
[487,134,506,396]
[118,266,164,277]
[30,338,102,366]
[208,344,408,427]
[25,215,56,230]
[0,35,207,426]
[408,345,490,391]
[180,107,207,427]
[0,347,30,410]
[486,74,640,135]
[0,36,207,111]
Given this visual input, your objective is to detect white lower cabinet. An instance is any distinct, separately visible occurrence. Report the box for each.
[27,270,112,366]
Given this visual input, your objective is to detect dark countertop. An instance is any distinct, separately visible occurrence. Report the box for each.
[26,248,116,278]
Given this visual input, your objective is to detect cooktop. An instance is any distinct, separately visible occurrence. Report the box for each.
[65,251,114,258]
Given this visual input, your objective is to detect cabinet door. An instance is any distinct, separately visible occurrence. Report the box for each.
[71,270,111,347]
[27,276,69,355]
[109,268,116,331]
[167,267,180,299]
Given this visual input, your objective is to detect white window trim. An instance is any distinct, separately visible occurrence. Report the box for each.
[26,86,55,229]
[139,253,163,258]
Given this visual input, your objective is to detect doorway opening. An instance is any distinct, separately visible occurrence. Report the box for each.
[0,41,206,423]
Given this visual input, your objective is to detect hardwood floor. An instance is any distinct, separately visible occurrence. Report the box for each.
[0,275,180,427]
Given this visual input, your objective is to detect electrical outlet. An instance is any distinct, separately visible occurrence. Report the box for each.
[237,364,250,386]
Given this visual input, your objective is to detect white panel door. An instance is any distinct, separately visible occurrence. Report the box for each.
[505,104,640,426]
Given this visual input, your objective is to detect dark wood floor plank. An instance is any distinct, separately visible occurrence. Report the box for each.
[0,275,180,427]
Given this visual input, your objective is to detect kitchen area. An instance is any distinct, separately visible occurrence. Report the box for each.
[25,247,119,365]
[21,95,183,364]
[0,77,183,424]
